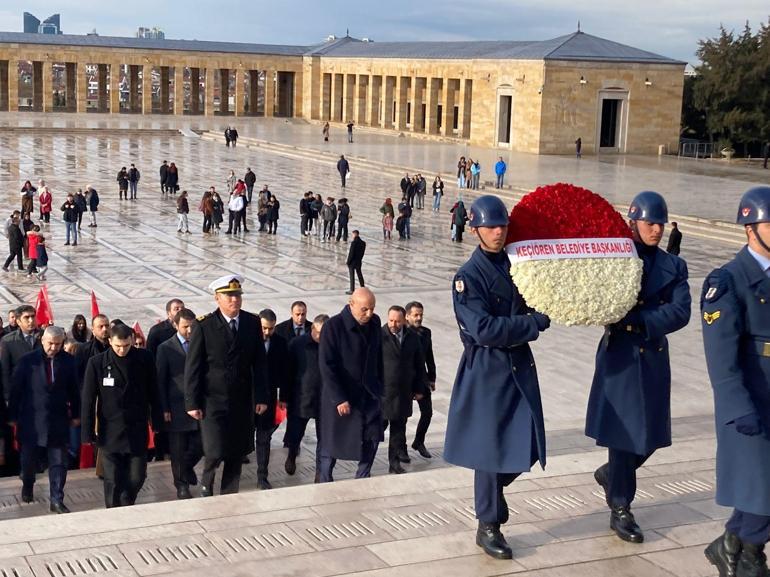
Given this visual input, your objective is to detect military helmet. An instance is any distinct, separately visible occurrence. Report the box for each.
[736,186,770,225]
[468,195,509,228]
[627,191,668,224]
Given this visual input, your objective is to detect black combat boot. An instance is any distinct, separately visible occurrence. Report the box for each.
[476,522,513,560]
[737,543,768,577]
[610,506,644,543]
[705,530,741,577]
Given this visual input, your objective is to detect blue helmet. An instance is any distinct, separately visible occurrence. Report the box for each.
[627,191,668,224]
[469,195,509,228]
[736,186,770,225]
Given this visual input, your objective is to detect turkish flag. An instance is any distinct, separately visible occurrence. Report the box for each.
[274,403,287,426]
[79,443,95,469]
[34,286,54,326]
[90,290,100,319]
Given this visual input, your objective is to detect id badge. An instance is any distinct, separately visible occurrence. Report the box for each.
[103,377,115,387]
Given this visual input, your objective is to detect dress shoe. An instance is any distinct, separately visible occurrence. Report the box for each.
[388,462,406,474]
[610,506,644,543]
[50,502,71,514]
[594,463,609,504]
[411,442,432,459]
[476,522,513,560]
[176,485,193,500]
[285,451,297,476]
[257,478,273,490]
[200,486,213,497]
[737,542,767,577]
[314,472,321,484]
[345,290,354,295]
[21,486,34,503]
[704,530,741,577]
[397,451,411,464]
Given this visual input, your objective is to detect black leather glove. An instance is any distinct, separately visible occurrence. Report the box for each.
[734,413,762,436]
[530,312,550,332]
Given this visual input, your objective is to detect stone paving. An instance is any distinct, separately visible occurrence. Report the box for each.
[0,113,756,575]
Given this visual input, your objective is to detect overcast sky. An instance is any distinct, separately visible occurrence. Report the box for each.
[2,0,768,65]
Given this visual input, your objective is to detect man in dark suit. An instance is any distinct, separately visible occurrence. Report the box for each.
[405,301,437,459]
[3,215,24,271]
[345,230,366,295]
[666,222,682,256]
[156,308,201,499]
[254,309,290,490]
[275,301,312,342]
[318,288,384,482]
[159,160,169,194]
[81,323,159,508]
[285,314,328,478]
[381,306,426,474]
[184,275,268,496]
[8,326,79,512]
[2,308,18,336]
[147,299,185,356]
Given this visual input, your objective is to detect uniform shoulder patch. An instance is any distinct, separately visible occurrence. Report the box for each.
[196,313,211,322]
[454,279,465,293]
[453,273,468,304]
[701,268,732,306]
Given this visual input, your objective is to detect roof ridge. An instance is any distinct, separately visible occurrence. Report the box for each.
[542,31,581,58]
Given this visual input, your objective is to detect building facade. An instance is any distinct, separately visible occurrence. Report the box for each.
[0,30,685,154]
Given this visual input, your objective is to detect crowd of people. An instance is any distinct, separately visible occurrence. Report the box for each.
[0,284,437,512]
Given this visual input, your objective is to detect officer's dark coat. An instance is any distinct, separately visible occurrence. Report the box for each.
[318,306,384,461]
[586,245,691,455]
[381,326,426,420]
[702,246,770,515]
[444,247,546,474]
[81,347,159,454]
[287,333,322,420]
[184,310,268,460]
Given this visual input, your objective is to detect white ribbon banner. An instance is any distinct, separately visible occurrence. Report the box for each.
[506,237,637,263]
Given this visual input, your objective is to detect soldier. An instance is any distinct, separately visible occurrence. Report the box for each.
[184,275,268,496]
[444,195,550,560]
[702,186,770,577]
[587,191,691,544]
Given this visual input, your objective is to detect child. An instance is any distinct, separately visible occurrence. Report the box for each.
[26,225,40,276]
[35,235,48,281]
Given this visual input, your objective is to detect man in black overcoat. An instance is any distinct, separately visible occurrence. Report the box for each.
[405,300,437,458]
[318,288,384,482]
[274,301,312,343]
[8,326,79,512]
[156,308,201,499]
[81,323,159,508]
[381,305,426,474]
[346,230,366,295]
[184,275,268,496]
[146,298,185,356]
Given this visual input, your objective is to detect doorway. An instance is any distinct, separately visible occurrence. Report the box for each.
[600,99,620,148]
[597,90,628,152]
[498,95,512,144]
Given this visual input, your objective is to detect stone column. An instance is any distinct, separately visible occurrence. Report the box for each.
[32,61,43,111]
[247,70,258,115]
[343,74,355,121]
[76,62,88,113]
[0,61,8,111]
[7,60,18,111]
[204,67,215,116]
[234,68,244,116]
[143,65,154,114]
[441,78,456,136]
[128,65,139,112]
[461,79,473,138]
[190,68,200,114]
[366,75,380,127]
[174,66,184,115]
[265,70,275,117]
[426,77,441,134]
[411,77,427,132]
[64,63,76,111]
[97,64,108,112]
[109,62,121,113]
[382,76,394,129]
[395,76,409,131]
[219,68,230,114]
[330,73,342,121]
[160,66,170,113]
[41,61,54,112]
[354,74,367,125]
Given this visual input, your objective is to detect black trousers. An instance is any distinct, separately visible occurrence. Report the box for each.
[267,219,278,234]
[336,223,348,241]
[385,418,407,465]
[168,431,203,488]
[227,210,239,233]
[475,471,520,523]
[239,207,248,231]
[606,448,652,508]
[413,392,433,446]
[300,215,309,234]
[323,220,335,239]
[256,424,279,480]
[101,451,147,508]
[726,509,770,545]
[4,248,23,270]
[348,265,365,292]
[318,440,377,483]
[284,415,322,472]
[21,444,67,504]
[201,456,243,495]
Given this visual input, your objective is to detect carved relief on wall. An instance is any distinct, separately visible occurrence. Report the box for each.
[551,85,578,127]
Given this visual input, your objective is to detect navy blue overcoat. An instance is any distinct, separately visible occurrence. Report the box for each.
[444,247,547,474]
[702,246,770,515]
[586,245,691,455]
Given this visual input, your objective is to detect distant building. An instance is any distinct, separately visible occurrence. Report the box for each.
[136,27,165,40]
[23,12,62,35]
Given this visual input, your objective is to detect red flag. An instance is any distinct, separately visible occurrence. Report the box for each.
[274,403,287,426]
[132,321,146,348]
[90,290,100,319]
[34,286,54,326]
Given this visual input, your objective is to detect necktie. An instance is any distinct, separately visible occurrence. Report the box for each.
[229,319,237,337]
[295,327,301,336]
[26,334,34,348]
[183,340,189,353]
[45,358,53,385]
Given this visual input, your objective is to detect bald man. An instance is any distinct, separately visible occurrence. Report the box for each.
[318,288,384,482]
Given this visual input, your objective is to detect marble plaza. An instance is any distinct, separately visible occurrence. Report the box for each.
[0,113,769,575]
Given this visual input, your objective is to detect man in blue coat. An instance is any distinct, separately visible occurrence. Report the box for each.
[702,186,770,577]
[444,195,550,560]
[318,288,384,482]
[587,191,691,544]
[8,326,79,513]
